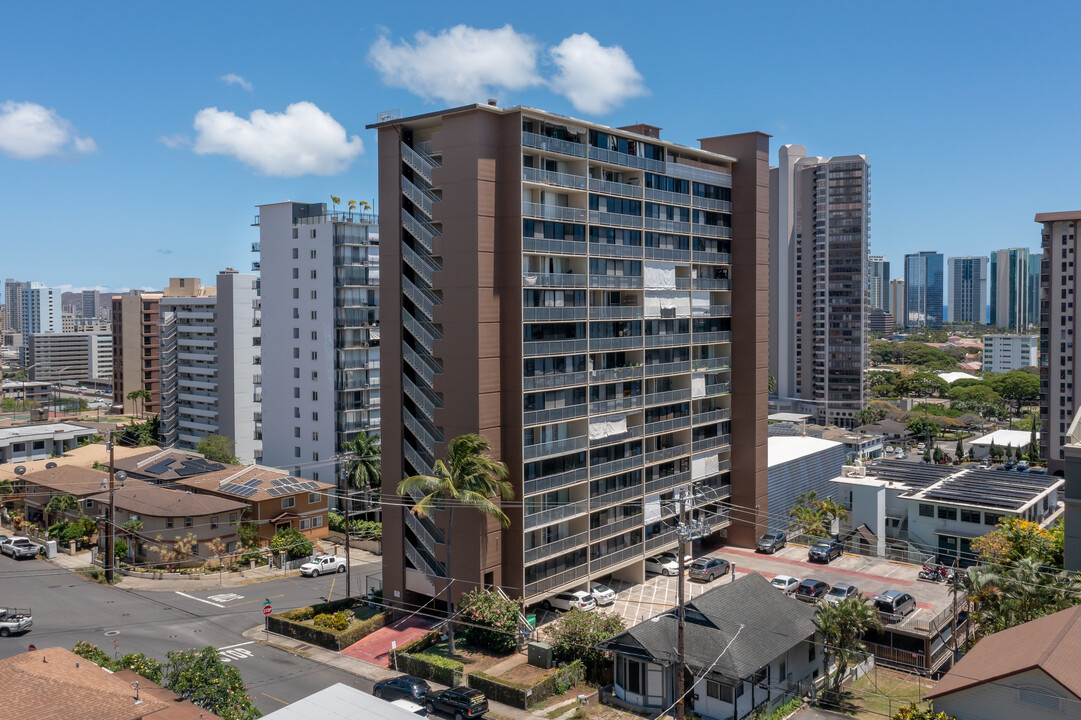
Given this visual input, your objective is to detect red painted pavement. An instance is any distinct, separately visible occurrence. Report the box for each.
[342,615,432,666]
[720,546,915,586]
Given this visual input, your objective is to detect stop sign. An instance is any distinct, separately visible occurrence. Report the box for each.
[262,606,272,616]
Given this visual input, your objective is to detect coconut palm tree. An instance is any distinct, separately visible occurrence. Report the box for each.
[397,433,512,655]
[813,497,850,535]
[815,596,882,695]
[126,388,151,419]
[45,493,79,528]
[342,431,381,521]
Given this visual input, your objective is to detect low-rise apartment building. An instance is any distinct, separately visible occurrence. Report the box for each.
[982,333,1038,374]
[0,422,97,464]
[17,465,110,524]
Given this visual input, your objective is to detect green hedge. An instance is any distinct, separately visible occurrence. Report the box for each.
[269,598,390,651]
[468,660,585,709]
[395,650,464,686]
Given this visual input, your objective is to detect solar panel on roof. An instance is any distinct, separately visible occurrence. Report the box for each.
[267,487,283,496]
[145,458,177,475]
[300,481,319,490]
[243,478,262,487]
[173,458,228,477]
[239,486,259,498]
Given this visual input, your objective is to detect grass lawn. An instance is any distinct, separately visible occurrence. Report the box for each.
[414,639,511,675]
[843,669,933,719]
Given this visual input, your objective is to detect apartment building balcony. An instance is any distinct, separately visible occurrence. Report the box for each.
[645,470,691,495]
[401,140,440,184]
[590,336,643,352]
[401,244,439,285]
[645,388,691,407]
[644,188,690,205]
[591,543,645,572]
[588,424,642,448]
[524,531,589,565]
[693,251,732,265]
[589,274,643,289]
[590,484,643,511]
[590,515,643,542]
[523,403,588,427]
[251,261,260,271]
[522,131,587,158]
[590,455,644,480]
[178,418,217,433]
[644,217,690,234]
[645,333,690,349]
[401,208,439,253]
[694,331,732,344]
[523,306,588,322]
[523,166,587,191]
[524,466,589,497]
[645,360,692,377]
[693,435,731,453]
[589,305,642,320]
[703,381,732,398]
[251,241,260,252]
[646,530,679,553]
[693,408,731,426]
[692,224,732,239]
[590,243,643,259]
[523,370,588,392]
[523,562,589,600]
[523,202,586,223]
[179,406,218,419]
[401,175,438,219]
[693,278,731,290]
[691,196,733,213]
[589,366,643,383]
[402,342,439,387]
[523,339,589,357]
[178,392,217,405]
[524,434,588,462]
[588,178,642,198]
[644,246,691,262]
[644,443,690,466]
[524,499,589,530]
[644,416,691,436]
[589,395,642,415]
[523,272,587,288]
[523,236,588,256]
[589,210,643,229]
[588,145,665,173]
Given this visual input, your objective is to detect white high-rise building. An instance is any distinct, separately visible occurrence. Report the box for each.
[21,282,60,365]
[159,272,262,464]
[255,203,379,486]
[947,256,988,324]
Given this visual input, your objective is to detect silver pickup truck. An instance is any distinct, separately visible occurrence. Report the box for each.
[0,537,38,559]
[0,608,32,637]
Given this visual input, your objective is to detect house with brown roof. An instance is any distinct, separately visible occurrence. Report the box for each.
[112,447,233,484]
[926,605,1081,719]
[173,465,333,545]
[0,646,222,720]
[17,465,116,525]
[89,484,247,566]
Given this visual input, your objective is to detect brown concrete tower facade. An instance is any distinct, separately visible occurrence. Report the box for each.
[372,105,768,612]
[112,292,162,415]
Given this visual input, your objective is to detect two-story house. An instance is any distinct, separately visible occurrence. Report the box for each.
[18,465,112,525]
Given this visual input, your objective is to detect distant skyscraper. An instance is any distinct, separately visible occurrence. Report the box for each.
[889,279,905,327]
[1036,212,1080,473]
[771,145,870,427]
[869,255,890,312]
[989,248,1031,331]
[903,252,944,328]
[20,283,61,365]
[946,256,988,324]
[4,279,28,333]
[1028,253,1043,330]
[80,289,100,318]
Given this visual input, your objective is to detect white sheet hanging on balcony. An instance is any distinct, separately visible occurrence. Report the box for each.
[691,292,710,316]
[644,292,689,318]
[589,413,628,440]
[370,328,381,341]
[692,453,719,480]
[524,274,539,286]
[645,493,662,523]
[643,261,676,289]
[691,373,706,398]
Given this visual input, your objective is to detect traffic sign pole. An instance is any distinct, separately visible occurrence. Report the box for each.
[263,599,272,641]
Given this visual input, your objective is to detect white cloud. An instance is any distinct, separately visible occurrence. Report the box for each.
[191,101,363,177]
[0,101,98,160]
[549,34,647,114]
[221,73,254,92]
[369,25,543,105]
[159,134,190,149]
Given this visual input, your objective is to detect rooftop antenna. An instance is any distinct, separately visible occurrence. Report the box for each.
[375,108,402,123]
[130,680,141,703]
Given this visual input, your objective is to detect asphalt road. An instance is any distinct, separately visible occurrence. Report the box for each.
[0,553,383,713]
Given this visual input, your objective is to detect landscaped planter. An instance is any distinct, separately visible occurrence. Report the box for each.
[268,599,390,651]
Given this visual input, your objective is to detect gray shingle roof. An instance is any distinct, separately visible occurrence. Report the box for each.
[599,573,817,680]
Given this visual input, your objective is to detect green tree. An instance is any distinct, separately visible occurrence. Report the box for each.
[126,388,151,419]
[0,478,12,507]
[902,372,949,400]
[270,526,313,560]
[197,434,240,464]
[236,521,259,549]
[397,433,512,655]
[45,493,79,527]
[906,416,941,441]
[457,588,523,654]
[72,642,164,685]
[117,415,161,447]
[971,517,1061,568]
[547,607,626,681]
[342,430,380,491]
[814,596,882,695]
[990,371,1040,427]
[967,559,1081,642]
[955,435,964,461]
[768,374,776,394]
[788,491,828,537]
[162,647,262,720]
[893,704,956,720]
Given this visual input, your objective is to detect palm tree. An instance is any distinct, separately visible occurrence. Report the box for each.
[0,478,12,519]
[813,497,850,536]
[397,433,512,655]
[45,493,79,528]
[342,431,381,521]
[789,491,828,537]
[815,596,882,696]
[126,388,150,419]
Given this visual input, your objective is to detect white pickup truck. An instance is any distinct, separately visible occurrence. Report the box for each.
[0,537,38,560]
[299,555,347,577]
[0,608,32,637]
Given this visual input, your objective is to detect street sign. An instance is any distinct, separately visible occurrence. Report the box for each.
[262,605,273,616]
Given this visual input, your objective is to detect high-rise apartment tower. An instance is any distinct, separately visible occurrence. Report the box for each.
[111,291,163,415]
[869,256,890,312]
[903,252,944,328]
[990,248,1032,331]
[947,256,988,324]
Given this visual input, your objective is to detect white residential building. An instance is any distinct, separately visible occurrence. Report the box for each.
[982,333,1038,374]
[20,282,60,365]
[255,202,379,486]
[159,271,262,464]
[27,332,112,382]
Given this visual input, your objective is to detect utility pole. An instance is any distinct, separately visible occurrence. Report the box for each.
[675,489,688,720]
[340,464,352,599]
[105,432,116,584]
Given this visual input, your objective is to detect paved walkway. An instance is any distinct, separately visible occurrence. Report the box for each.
[341,615,431,666]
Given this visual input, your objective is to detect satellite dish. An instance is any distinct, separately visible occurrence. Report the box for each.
[115,471,128,483]
[45,462,57,469]
[14,465,25,475]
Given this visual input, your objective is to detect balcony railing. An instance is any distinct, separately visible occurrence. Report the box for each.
[589,145,666,172]
[693,435,731,453]
[523,339,589,357]
[665,162,732,187]
[693,408,731,426]
[523,371,589,392]
[644,416,692,436]
[692,224,733,239]
[524,434,589,461]
[522,131,587,158]
[589,305,643,320]
[523,273,587,288]
[590,366,643,383]
[524,466,589,496]
[645,333,690,348]
[523,306,588,322]
[691,196,733,212]
[523,167,587,190]
[402,175,438,218]
[524,531,589,565]
[644,217,690,234]
[523,403,588,427]
[645,531,678,552]
[589,336,643,351]
[590,484,643,511]
[704,382,732,397]
[645,444,690,466]
[590,515,643,542]
[401,140,439,184]
[589,210,643,228]
[405,537,445,578]
[523,237,588,256]
[693,278,732,290]
[523,202,587,223]
[646,470,690,495]
[645,361,692,377]
[645,388,691,407]
[694,331,732,344]
[644,246,691,262]
[403,311,440,353]
[402,208,438,253]
[524,499,589,529]
[524,562,589,599]
[592,543,644,571]
[692,356,731,372]
[644,188,690,205]
[589,424,642,448]
[590,453,644,479]
[589,242,643,259]
[589,275,643,289]
[693,252,732,265]
[588,177,642,198]
[402,243,439,285]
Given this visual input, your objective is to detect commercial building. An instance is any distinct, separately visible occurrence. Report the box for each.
[771,146,870,427]
[870,255,890,312]
[27,331,112,383]
[80,289,100,318]
[254,202,380,486]
[371,105,768,610]
[1,379,50,405]
[62,314,109,333]
[982,333,1038,374]
[1063,409,1081,571]
[1028,252,1043,332]
[0,422,97,464]
[903,252,944,328]
[868,309,894,335]
[946,256,988,324]
[159,271,262,463]
[767,436,845,530]
[3,279,27,333]
[111,291,163,415]
[889,278,905,327]
[990,247,1032,331]
[19,282,61,365]
[1036,211,1081,472]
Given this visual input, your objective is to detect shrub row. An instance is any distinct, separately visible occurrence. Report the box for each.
[467,660,585,710]
[395,650,464,686]
[269,599,389,651]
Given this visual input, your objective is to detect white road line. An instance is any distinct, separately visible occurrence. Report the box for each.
[216,641,255,651]
[174,591,226,608]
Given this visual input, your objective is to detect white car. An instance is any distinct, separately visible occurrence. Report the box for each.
[917,443,926,451]
[655,551,693,566]
[771,575,799,593]
[645,555,679,576]
[299,555,346,577]
[543,590,596,612]
[590,582,616,605]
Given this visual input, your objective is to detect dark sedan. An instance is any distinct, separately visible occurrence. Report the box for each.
[374,675,431,703]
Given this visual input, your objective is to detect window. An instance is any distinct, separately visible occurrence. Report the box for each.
[294,427,301,438]
[312,411,318,421]
[309,493,320,504]
[294,367,300,378]
[211,517,218,529]
[292,307,300,319]
[960,509,981,524]
[808,644,816,662]
[310,229,316,239]
[293,327,300,339]
[294,407,300,418]
[292,247,299,258]
[918,504,934,517]
[294,387,300,398]
[229,513,238,523]
[282,497,295,509]
[311,331,318,340]
[312,391,318,401]
[184,517,193,528]
[167,517,174,529]
[295,446,301,458]
[706,681,733,703]
[310,310,317,320]
[312,432,318,441]
[622,659,644,694]
[299,518,310,530]
[310,249,317,259]
[292,268,299,279]
[292,288,299,299]
[190,543,199,556]
[937,506,957,521]
[310,290,317,299]
[310,270,317,279]
[293,347,300,358]
[313,515,323,528]
[312,452,319,462]
[311,351,318,360]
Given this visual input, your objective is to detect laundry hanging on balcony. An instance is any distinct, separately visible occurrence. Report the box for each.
[643,261,676,289]
[692,453,720,480]
[644,291,689,318]
[589,413,628,440]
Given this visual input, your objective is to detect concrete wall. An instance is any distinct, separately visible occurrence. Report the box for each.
[767,442,846,532]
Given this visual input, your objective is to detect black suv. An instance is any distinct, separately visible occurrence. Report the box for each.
[795,579,829,603]
[426,687,489,720]
[808,538,844,563]
[374,675,431,703]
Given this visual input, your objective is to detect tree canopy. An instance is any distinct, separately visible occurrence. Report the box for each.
[197,434,240,464]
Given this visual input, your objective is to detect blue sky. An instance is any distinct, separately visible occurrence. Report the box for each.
[1,1,1078,292]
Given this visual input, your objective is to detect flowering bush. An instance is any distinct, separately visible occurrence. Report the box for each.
[313,610,351,631]
[458,589,522,654]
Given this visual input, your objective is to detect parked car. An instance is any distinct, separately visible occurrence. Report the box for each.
[425,687,489,720]
[688,557,730,582]
[822,583,859,604]
[873,590,916,620]
[756,531,787,554]
[299,555,346,577]
[374,675,431,703]
[542,590,595,612]
[1004,459,1017,470]
[1016,460,1030,471]
[894,451,906,460]
[0,608,32,637]
[655,551,693,566]
[771,575,799,593]
[0,537,37,560]
[645,555,679,576]
[795,579,829,603]
[917,443,926,451]
[978,462,991,470]
[807,538,844,563]
[391,699,429,717]
[589,582,616,606]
